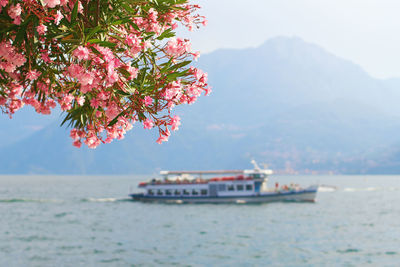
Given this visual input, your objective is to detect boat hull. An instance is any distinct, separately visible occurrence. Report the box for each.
[129,188,318,204]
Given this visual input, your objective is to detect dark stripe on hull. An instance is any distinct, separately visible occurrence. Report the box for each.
[129,190,317,204]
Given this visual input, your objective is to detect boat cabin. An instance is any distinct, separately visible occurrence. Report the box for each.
[138,166,273,198]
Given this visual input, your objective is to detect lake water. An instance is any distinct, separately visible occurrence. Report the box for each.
[1,175,399,266]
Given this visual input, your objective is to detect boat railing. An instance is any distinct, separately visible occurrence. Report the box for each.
[160,170,245,176]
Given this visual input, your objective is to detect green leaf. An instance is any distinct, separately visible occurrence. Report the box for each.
[71,1,79,23]
[156,28,175,40]
[120,3,135,13]
[86,25,103,40]
[115,89,131,96]
[137,112,146,122]
[111,17,131,26]
[168,60,191,71]
[118,67,131,79]
[127,20,140,31]
[60,113,73,127]
[87,39,117,48]
[166,69,189,80]
[60,38,81,44]
[107,110,126,127]
[14,25,27,45]
[52,33,71,39]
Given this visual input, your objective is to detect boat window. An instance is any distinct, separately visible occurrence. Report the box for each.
[237,184,244,191]
[201,189,208,195]
[192,189,199,195]
[218,184,226,191]
[246,184,253,191]
[157,189,163,195]
[183,189,190,195]
[252,173,266,179]
[165,189,172,195]
[148,189,154,195]
[228,185,235,191]
[174,190,181,195]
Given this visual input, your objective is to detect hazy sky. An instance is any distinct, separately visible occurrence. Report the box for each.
[181,0,400,79]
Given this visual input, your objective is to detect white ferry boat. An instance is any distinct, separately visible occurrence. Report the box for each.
[129,161,318,204]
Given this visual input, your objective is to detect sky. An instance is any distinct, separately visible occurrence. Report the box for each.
[180,0,400,79]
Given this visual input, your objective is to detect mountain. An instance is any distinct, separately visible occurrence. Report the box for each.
[1,36,400,174]
[0,106,61,147]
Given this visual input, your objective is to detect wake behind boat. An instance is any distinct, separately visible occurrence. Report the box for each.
[129,161,318,204]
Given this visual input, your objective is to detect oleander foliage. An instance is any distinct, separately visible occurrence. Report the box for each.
[0,0,209,148]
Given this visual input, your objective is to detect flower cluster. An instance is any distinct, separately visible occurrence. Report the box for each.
[0,0,209,148]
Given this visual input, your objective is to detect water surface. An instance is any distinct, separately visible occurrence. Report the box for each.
[1,175,399,266]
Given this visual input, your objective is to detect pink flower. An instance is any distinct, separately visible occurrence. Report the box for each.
[126,64,138,80]
[60,94,74,110]
[95,45,114,62]
[97,91,108,101]
[90,98,100,108]
[34,103,50,115]
[106,70,118,85]
[67,64,83,78]
[54,10,63,25]
[8,4,22,20]
[70,129,80,140]
[0,0,7,7]
[37,24,47,35]
[187,95,197,104]
[126,34,139,47]
[143,118,154,129]
[192,67,207,83]
[0,96,6,105]
[64,94,74,104]
[8,99,24,114]
[73,46,90,61]
[11,84,23,97]
[144,96,153,106]
[12,16,21,25]
[60,0,68,6]
[0,62,16,73]
[204,86,212,96]
[27,70,41,81]
[165,37,191,58]
[73,139,82,148]
[169,115,181,131]
[46,99,56,109]
[84,134,101,149]
[105,104,119,119]
[80,84,92,94]
[43,0,60,8]
[13,53,26,67]
[164,80,182,100]
[76,96,85,106]
[192,51,200,61]
[41,53,51,63]
[0,2,208,149]
[187,85,201,97]
[79,72,93,86]
[156,128,170,144]
[143,40,152,50]
[148,8,158,21]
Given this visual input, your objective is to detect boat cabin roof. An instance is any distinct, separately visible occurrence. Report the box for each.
[138,170,271,188]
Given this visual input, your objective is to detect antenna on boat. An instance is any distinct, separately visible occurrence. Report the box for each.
[251,159,261,171]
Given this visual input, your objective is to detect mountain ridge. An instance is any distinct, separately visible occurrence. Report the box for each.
[1,36,400,174]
